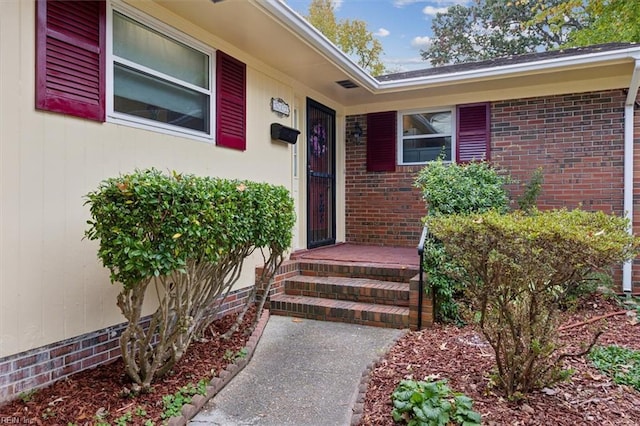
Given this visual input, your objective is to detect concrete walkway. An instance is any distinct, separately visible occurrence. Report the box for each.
[189,315,404,426]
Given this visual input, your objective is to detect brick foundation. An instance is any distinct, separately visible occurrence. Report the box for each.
[0,286,253,404]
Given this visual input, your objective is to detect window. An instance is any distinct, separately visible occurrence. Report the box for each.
[399,109,454,164]
[367,104,490,170]
[36,1,247,147]
[110,9,213,136]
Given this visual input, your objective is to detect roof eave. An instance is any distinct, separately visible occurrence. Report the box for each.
[258,2,640,95]
[254,0,380,91]
[376,48,640,93]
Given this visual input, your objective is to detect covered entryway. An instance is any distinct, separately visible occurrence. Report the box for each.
[306,98,336,248]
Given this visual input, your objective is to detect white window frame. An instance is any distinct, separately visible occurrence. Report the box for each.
[397,107,456,165]
[106,1,215,142]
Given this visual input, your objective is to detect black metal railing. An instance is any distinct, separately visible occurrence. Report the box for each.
[417,225,429,330]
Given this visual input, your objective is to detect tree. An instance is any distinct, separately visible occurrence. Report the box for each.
[306,0,385,76]
[423,0,584,66]
[532,0,640,47]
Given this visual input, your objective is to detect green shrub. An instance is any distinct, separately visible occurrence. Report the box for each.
[517,167,544,213]
[427,209,639,397]
[415,158,510,217]
[391,379,481,426]
[85,169,295,390]
[589,345,640,390]
[415,159,510,322]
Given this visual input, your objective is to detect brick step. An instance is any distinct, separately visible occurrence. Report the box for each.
[284,275,410,307]
[269,293,409,329]
[296,260,419,283]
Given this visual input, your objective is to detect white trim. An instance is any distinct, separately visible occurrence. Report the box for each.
[623,59,640,293]
[106,0,216,142]
[397,107,456,166]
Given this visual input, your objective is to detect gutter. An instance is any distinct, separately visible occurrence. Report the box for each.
[623,58,640,293]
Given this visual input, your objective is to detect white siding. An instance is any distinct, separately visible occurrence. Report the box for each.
[0,0,307,357]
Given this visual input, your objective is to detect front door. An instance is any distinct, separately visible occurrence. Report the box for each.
[306,98,336,248]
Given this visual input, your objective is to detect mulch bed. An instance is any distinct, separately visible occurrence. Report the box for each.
[0,307,256,425]
[359,295,640,425]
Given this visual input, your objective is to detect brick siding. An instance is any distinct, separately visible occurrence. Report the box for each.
[0,286,253,404]
[345,89,640,292]
[492,91,625,213]
[345,115,426,247]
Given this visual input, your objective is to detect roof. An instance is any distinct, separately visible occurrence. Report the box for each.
[378,43,640,82]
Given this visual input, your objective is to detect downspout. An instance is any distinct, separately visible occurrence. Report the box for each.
[623,58,640,294]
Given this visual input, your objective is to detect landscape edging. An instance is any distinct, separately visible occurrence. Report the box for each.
[166,309,271,426]
[349,329,408,426]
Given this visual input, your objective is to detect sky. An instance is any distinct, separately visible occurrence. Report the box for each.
[284,0,470,73]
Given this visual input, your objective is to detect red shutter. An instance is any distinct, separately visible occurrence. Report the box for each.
[35,0,105,122]
[366,111,396,172]
[456,103,490,162]
[216,51,246,150]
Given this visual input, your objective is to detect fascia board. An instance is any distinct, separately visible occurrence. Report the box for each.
[254,0,379,90]
[376,49,640,93]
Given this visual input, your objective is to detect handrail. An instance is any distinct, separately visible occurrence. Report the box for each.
[416,225,429,330]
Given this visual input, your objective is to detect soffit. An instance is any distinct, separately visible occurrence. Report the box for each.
[150,1,637,110]
[152,0,363,104]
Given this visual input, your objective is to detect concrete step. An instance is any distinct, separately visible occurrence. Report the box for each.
[269,293,409,329]
[284,275,410,307]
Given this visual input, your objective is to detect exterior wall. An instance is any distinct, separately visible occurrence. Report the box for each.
[492,91,625,213]
[345,116,425,247]
[0,0,309,362]
[0,287,252,403]
[345,90,638,292]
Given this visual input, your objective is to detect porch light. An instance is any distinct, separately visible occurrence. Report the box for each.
[352,121,363,144]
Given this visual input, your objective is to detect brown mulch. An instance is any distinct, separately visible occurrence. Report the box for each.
[0,307,256,425]
[359,295,640,425]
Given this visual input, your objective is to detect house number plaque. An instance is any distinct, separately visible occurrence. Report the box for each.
[271,97,290,117]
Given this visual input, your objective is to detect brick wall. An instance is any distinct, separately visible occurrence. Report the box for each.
[345,89,639,292]
[345,115,426,247]
[492,91,625,213]
[0,286,254,404]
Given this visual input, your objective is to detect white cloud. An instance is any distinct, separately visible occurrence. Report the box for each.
[332,0,343,11]
[411,36,432,49]
[375,28,391,37]
[422,5,448,16]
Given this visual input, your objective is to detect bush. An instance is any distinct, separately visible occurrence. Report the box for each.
[415,158,510,217]
[427,209,639,397]
[85,169,295,390]
[415,159,509,322]
[391,379,481,426]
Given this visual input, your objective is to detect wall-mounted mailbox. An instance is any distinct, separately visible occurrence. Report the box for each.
[270,123,300,144]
